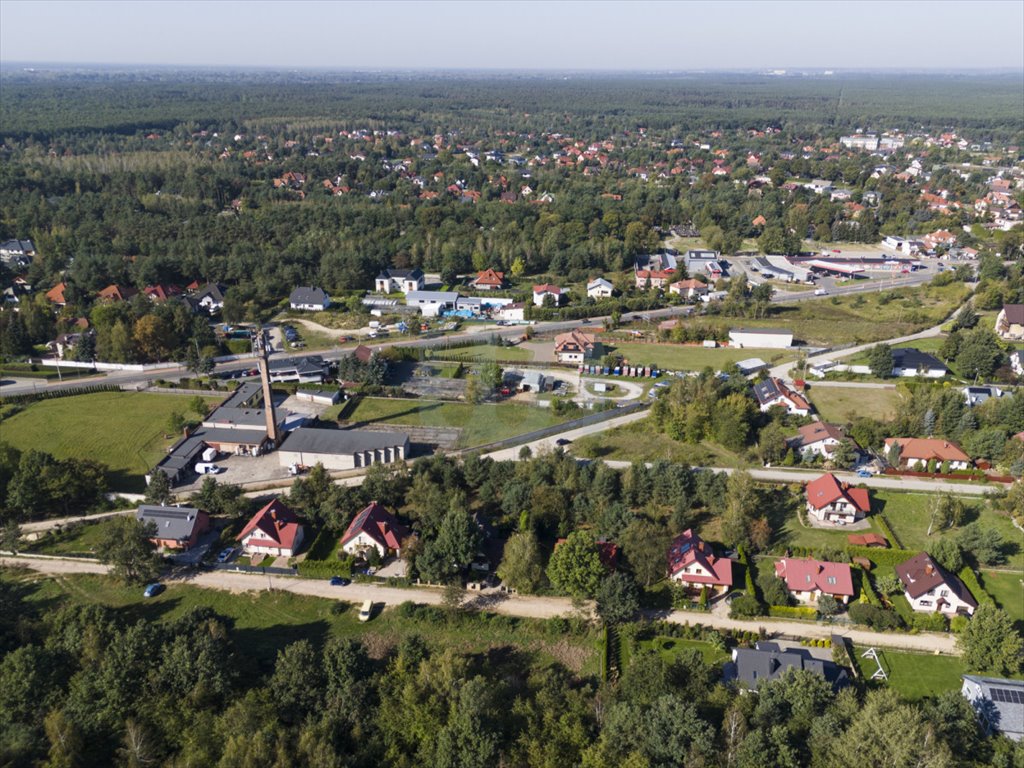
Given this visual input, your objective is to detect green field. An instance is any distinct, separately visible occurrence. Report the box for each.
[875,491,1023,569]
[851,645,966,700]
[5,570,602,677]
[603,341,794,372]
[572,420,747,467]
[777,507,889,552]
[0,391,221,492]
[807,385,904,422]
[24,517,124,556]
[892,337,948,354]
[430,344,534,362]
[977,569,1024,624]
[328,396,569,448]
[621,636,729,671]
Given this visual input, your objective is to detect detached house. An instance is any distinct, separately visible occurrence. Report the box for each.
[895,552,977,616]
[470,269,506,291]
[136,505,210,551]
[340,501,411,559]
[726,641,849,691]
[788,421,858,459]
[97,284,139,302]
[805,473,870,525]
[554,328,599,364]
[883,437,972,471]
[996,304,1024,340]
[774,557,855,605]
[45,282,68,306]
[891,348,949,378]
[195,283,228,314]
[669,278,709,300]
[236,498,306,558]
[586,277,614,299]
[532,284,563,306]
[289,286,330,311]
[961,676,1024,742]
[752,377,812,416]
[666,529,734,596]
[375,268,425,295]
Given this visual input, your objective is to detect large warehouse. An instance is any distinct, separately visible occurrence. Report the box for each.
[277,427,410,470]
[728,327,793,349]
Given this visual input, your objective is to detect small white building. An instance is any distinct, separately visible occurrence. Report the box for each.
[405,290,459,317]
[586,277,614,299]
[375,268,425,295]
[495,302,526,322]
[289,287,330,311]
[340,501,411,558]
[532,284,563,306]
[728,328,793,349]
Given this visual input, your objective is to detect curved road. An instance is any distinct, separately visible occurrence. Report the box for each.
[0,555,959,655]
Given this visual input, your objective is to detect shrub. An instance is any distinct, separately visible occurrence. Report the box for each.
[768,605,818,620]
[848,602,903,630]
[845,545,919,568]
[957,567,995,608]
[729,594,763,619]
[911,612,948,632]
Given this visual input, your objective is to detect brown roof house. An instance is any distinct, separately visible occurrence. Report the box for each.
[554,329,600,364]
[895,552,977,616]
[996,304,1024,340]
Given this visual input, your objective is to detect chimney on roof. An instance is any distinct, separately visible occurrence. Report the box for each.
[925,563,934,575]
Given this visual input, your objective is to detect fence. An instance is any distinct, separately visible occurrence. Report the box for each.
[213,563,298,576]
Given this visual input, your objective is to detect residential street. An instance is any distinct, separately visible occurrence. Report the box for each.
[0,554,960,654]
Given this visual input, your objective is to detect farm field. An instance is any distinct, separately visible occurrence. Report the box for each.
[807,384,904,422]
[4,571,603,677]
[602,341,794,372]
[327,396,569,448]
[571,420,747,467]
[429,343,534,362]
[0,391,220,492]
[851,645,966,700]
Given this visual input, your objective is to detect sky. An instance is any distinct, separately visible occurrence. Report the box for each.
[2,0,1022,71]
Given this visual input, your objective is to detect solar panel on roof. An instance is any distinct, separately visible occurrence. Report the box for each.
[990,688,1024,704]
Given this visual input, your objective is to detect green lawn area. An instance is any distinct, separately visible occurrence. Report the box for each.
[6,570,603,677]
[572,420,748,467]
[24,517,123,556]
[0,391,221,492]
[622,636,729,671]
[806,385,904,422]
[892,337,948,354]
[327,396,570,448]
[776,508,888,552]
[875,491,1023,569]
[850,645,966,700]
[977,569,1024,624]
[603,341,795,372]
[430,344,534,362]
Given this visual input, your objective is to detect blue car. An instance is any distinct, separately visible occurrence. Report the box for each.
[856,469,872,478]
[329,576,351,586]
[143,583,165,598]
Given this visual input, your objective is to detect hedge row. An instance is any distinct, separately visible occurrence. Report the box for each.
[873,515,903,549]
[958,567,995,608]
[0,383,121,404]
[857,566,883,607]
[296,559,350,579]
[800,637,833,648]
[768,605,818,620]
[737,546,758,598]
[845,545,919,567]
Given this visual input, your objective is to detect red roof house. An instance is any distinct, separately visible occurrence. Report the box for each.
[470,269,506,291]
[236,499,306,558]
[45,282,68,306]
[340,501,410,558]
[804,473,870,525]
[667,529,734,595]
[774,557,854,604]
[883,437,972,471]
[97,284,139,302]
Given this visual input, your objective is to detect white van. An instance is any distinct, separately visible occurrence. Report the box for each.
[194,462,220,474]
[358,600,373,622]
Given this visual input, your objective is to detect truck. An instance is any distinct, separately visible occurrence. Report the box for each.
[201,447,218,463]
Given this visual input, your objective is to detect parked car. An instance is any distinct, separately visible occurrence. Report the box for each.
[143,583,165,598]
[358,600,374,622]
[329,576,351,586]
[856,469,872,478]
[814,288,828,296]
[216,547,236,564]
[555,438,572,446]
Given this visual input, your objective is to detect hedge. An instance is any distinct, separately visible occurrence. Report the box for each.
[958,567,995,608]
[845,545,919,568]
[768,605,818,620]
[856,566,882,607]
[873,515,903,549]
[296,559,350,579]
[0,383,121,404]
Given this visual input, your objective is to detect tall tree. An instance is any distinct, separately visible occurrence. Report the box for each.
[959,606,1023,675]
[98,516,161,585]
[546,530,604,598]
[496,530,545,593]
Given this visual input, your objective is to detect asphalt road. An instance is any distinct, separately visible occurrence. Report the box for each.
[0,555,960,655]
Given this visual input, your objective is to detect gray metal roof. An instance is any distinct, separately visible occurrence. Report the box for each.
[289,286,330,305]
[725,643,848,690]
[892,347,948,373]
[963,675,1024,739]
[137,505,205,541]
[406,290,459,303]
[279,427,409,456]
[219,381,264,410]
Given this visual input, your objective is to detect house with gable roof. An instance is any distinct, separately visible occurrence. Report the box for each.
[996,304,1024,340]
[774,557,854,604]
[895,552,977,616]
[666,529,734,596]
[136,504,210,551]
[961,676,1024,742]
[470,269,506,291]
[787,421,858,459]
[340,501,411,559]
[752,377,812,416]
[805,473,870,525]
[289,286,330,311]
[554,328,600,364]
[883,437,972,471]
[236,498,306,558]
[375,268,425,295]
[532,283,563,306]
[586,277,614,299]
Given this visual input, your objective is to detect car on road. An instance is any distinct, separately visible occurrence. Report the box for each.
[143,583,165,598]
[555,438,572,446]
[856,469,872,478]
[358,600,374,622]
[814,288,828,296]
[216,547,236,564]
[581,318,591,324]
[329,576,351,586]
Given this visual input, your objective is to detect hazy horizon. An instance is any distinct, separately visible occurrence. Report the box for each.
[2,0,1022,72]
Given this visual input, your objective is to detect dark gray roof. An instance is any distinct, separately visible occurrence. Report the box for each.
[289,286,330,305]
[279,427,409,456]
[191,425,269,446]
[378,268,424,280]
[0,239,35,254]
[892,347,948,373]
[962,675,1024,739]
[219,381,264,410]
[137,505,205,541]
[725,642,849,690]
[269,355,327,375]
[752,377,782,405]
[196,283,226,302]
[155,435,208,476]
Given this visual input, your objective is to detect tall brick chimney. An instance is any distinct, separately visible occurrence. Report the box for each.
[253,329,279,447]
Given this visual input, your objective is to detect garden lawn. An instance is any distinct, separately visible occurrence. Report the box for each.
[1,391,220,492]
[25,517,123,556]
[572,420,748,467]
[330,397,570,448]
[806,385,904,422]
[892,337,948,354]
[6,571,603,677]
[874,491,1024,569]
[777,509,889,552]
[431,344,534,362]
[850,644,966,700]
[977,569,1024,624]
[622,636,729,671]
[602,342,795,372]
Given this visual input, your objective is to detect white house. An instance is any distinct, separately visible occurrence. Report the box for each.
[883,437,972,471]
[804,473,870,526]
[1011,350,1023,377]
[340,501,411,558]
[961,676,1024,742]
[375,268,425,295]
[788,421,856,459]
[405,290,458,317]
[996,304,1024,340]
[891,348,949,378]
[195,283,227,313]
[236,499,305,558]
[532,283,563,306]
[805,179,834,195]
[554,328,599,364]
[752,377,812,416]
[586,277,614,299]
[669,279,709,300]
[774,557,854,605]
[666,529,734,596]
[289,286,330,311]
[963,386,1003,406]
[728,328,793,349]
[495,302,526,322]
[896,552,977,616]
